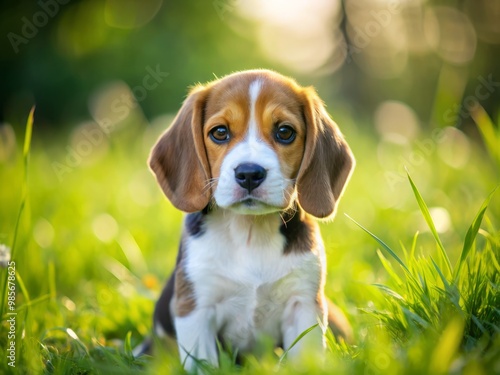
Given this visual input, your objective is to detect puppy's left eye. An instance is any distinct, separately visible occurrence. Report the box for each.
[209,125,230,143]
[275,124,296,144]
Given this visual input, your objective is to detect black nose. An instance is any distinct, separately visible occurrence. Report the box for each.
[234,163,267,192]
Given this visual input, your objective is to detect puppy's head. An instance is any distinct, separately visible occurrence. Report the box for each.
[149,70,354,219]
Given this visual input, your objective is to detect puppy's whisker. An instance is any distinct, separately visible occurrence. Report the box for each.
[202,178,218,193]
[279,212,287,227]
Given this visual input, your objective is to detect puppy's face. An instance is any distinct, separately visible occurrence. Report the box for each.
[203,77,306,214]
[149,70,354,219]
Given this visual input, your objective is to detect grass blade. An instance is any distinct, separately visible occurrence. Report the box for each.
[11,105,34,262]
[430,258,461,311]
[345,214,410,274]
[1,106,35,317]
[409,231,419,263]
[406,172,452,276]
[470,103,500,167]
[372,284,405,301]
[124,331,134,360]
[430,258,450,291]
[23,106,35,159]
[401,307,430,329]
[454,188,497,278]
[376,249,404,287]
[278,323,318,365]
[15,270,31,305]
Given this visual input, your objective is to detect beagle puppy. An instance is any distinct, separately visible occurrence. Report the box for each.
[148,69,355,371]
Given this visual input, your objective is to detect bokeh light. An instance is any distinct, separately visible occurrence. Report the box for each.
[237,0,343,74]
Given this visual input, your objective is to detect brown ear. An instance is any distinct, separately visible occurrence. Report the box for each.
[296,89,355,219]
[148,87,211,212]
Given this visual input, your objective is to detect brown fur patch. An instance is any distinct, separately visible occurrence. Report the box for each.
[296,89,355,219]
[149,88,212,212]
[174,260,196,317]
[280,208,318,255]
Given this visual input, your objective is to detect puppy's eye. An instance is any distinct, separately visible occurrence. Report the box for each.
[209,125,230,143]
[275,124,296,144]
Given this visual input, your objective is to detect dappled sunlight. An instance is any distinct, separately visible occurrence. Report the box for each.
[88,81,145,132]
[375,100,421,143]
[436,127,471,169]
[465,0,500,44]
[413,206,453,234]
[345,0,408,78]
[92,213,119,243]
[33,218,55,249]
[69,121,110,167]
[127,169,159,207]
[424,6,477,65]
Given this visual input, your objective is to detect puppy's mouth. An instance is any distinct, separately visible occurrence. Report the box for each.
[241,198,258,207]
[229,196,282,215]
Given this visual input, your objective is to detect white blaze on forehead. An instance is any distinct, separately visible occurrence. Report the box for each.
[213,77,291,211]
[248,80,263,141]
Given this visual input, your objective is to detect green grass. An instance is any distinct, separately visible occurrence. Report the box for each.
[0,108,499,374]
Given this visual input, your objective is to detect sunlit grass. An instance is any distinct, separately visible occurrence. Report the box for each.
[0,110,498,374]
[350,177,499,373]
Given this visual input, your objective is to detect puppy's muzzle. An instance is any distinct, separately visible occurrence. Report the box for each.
[234,163,267,193]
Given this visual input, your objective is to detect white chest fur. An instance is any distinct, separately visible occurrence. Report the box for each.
[182,210,325,351]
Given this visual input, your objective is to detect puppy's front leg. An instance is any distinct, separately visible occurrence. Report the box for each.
[282,297,327,361]
[175,308,218,372]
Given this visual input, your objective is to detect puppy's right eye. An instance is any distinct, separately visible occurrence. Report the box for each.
[275,124,296,144]
[209,125,230,144]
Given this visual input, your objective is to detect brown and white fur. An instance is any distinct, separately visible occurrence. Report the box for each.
[147,69,355,371]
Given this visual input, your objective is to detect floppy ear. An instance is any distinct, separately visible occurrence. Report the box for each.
[296,89,355,219]
[148,87,211,212]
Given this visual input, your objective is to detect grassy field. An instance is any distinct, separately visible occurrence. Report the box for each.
[0,107,499,374]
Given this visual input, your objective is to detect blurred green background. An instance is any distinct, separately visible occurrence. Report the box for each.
[0,0,499,373]
[2,0,500,130]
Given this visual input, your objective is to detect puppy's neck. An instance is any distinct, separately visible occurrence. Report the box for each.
[207,207,285,247]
